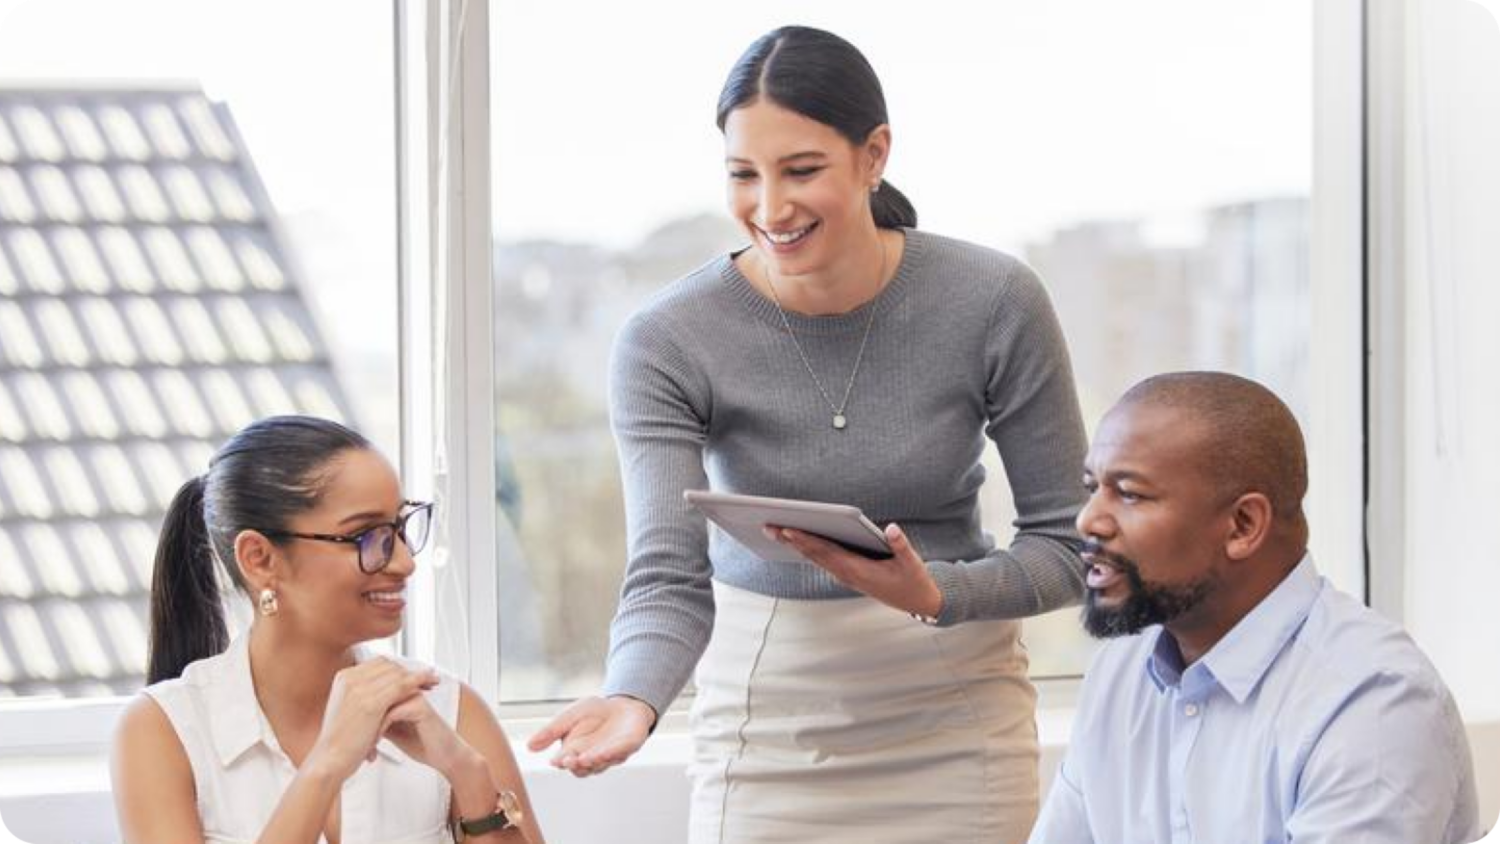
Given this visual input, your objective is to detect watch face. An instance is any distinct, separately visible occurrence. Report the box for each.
[498,790,524,825]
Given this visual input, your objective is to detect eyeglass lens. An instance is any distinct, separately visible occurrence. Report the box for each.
[403,505,432,555]
[356,505,433,573]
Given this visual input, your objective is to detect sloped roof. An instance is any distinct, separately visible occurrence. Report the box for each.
[0,86,353,697]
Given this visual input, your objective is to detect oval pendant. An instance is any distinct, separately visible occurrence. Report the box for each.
[833,414,847,430]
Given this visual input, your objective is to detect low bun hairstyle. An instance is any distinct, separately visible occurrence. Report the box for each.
[716,25,917,230]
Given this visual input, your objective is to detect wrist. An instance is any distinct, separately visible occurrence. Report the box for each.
[446,752,512,836]
[608,694,658,727]
[908,577,944,624]
[298,749,352,789]
[918,579,944,619]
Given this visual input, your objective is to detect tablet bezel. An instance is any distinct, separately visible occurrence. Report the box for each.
[683,489,893,563]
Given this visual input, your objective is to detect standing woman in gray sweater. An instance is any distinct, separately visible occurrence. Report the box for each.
[529,25,1088,844]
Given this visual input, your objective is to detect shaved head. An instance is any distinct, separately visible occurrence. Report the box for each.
[1113,372,1308,538]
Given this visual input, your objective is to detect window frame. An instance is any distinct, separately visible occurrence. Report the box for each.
[465,0,1370,708]
[394,0,502,705]
[1361,0,1409,621]
[0,0,1369,753]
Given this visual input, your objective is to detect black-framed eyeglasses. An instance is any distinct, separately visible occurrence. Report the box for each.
[259,500,434,574]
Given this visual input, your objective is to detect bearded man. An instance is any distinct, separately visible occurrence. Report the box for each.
[1029,372,1480,844]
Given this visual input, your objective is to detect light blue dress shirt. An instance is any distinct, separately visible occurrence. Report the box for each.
[1030,555,1481,844]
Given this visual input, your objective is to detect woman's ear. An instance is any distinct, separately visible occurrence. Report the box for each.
[234,529,281,593]
[863,124,892,185]
[1224,492,1273,562]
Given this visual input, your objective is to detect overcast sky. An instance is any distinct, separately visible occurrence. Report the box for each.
[490,0,1314,251]
[0,0,1323,254]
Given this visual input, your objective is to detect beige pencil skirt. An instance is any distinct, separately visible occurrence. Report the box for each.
[687,580,1040,844]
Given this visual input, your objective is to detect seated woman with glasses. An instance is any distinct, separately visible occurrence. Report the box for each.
[111,416,544,844]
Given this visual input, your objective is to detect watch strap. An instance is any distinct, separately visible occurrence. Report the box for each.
[457,810,515,837]
[452,790,521,840]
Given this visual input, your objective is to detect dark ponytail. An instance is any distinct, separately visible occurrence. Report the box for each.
[147,476,226,683]
[145,415,371,683]
[870,180,917,230]
[717,25,918,230]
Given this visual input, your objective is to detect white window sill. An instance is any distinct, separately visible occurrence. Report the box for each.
[0,696,1077,844]
[5,696,1498,844]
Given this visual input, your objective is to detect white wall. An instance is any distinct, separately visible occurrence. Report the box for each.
[1399,0,1500,724]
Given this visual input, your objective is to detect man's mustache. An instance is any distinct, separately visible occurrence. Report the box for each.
[1080,540,1136,574]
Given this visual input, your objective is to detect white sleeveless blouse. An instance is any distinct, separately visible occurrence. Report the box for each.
[143,636,458,844]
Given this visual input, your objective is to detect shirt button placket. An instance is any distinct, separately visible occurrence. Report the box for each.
[1169,697,1204,844]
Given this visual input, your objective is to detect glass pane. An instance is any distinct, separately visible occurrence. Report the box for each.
[0,0,396,699]
[492,1,1317,700]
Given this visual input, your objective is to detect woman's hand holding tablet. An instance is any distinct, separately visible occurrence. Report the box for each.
[684,490,945,619]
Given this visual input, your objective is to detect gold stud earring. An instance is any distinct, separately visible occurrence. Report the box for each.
[258,588,280,617]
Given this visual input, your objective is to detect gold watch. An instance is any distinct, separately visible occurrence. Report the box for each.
[452,790,523,840]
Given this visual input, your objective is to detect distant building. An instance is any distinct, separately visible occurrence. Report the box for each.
[493,212,743,407]
[1027,218,1197,415]
[1026,197,1310,421]
[0,86,354,697]
[488,212,741,697]
[1194,197,1311,418]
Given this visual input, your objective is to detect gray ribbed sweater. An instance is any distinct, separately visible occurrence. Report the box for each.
[601,229,1089,714]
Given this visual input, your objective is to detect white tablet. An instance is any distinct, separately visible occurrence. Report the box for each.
[683,489,894,563]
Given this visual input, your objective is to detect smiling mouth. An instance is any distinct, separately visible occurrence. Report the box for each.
[758,222,817,245]
[363,589,405,606]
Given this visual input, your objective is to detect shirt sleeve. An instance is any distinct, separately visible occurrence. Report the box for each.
[1285,670,1480,844]
[926,260,1089,625]
[1030,752,1096,844]
[598,311,717,715]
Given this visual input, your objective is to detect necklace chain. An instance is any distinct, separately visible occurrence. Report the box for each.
[764,240,888,431]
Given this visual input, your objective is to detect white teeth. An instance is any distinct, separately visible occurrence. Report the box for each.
[365,591,404,602]
[764,226,811,244]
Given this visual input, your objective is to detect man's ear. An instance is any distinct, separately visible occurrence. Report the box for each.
[234,529,281,592]
[1224,492,1273,562]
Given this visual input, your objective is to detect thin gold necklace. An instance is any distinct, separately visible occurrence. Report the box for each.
[764,239,888,431]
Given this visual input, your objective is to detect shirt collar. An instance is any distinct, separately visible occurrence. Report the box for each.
[205,634,262,766]
[1145,628,1186,692]
[206,635,405,767]
[1144,553,1322,703]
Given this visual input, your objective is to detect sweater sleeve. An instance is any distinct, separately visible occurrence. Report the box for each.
[598,310,717,714]
[926,261,1089,625]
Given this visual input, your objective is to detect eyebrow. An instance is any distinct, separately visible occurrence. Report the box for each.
[725,151,828,165]
[337,510,389,528]
[1084,468,1153,486]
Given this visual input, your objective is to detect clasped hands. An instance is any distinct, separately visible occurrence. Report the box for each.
[309,658,484,784]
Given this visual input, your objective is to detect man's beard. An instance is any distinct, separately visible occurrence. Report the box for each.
[1081,541,1214,638]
